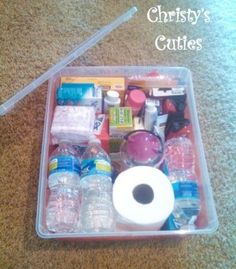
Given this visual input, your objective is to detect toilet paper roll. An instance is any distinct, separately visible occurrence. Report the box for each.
[113,166,174,230]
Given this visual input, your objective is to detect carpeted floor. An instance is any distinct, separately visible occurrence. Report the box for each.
[0,0,235,268]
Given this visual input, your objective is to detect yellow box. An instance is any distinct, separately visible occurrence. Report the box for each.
[61,76,126,105]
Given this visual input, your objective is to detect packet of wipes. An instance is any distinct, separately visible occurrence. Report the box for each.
[51,106,95,144]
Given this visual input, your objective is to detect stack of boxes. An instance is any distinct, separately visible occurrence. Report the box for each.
[53,75,185,153]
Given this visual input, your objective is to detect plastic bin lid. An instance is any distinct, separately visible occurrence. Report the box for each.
[0,6,138,116]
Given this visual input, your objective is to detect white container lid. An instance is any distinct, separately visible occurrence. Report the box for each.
[105,91,120,103]
[106,90,120,102]
[145,102,157,112]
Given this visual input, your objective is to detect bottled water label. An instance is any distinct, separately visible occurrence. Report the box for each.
[49,156,80,175]
[172,181,199,200]
[81,158,111,179]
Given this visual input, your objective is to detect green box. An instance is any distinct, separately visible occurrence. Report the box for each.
[109,107,133,134]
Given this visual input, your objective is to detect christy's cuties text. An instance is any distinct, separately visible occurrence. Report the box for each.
[147,5,210,51]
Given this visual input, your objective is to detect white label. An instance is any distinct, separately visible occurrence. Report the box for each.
[151,87,185,97]
[171,87,185,95]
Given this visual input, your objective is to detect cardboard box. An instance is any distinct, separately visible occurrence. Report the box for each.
[61,76,126,105]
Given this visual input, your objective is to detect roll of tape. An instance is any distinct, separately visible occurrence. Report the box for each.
[113,166,174,230]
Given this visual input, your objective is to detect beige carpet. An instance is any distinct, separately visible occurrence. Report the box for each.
[0,0,235,268]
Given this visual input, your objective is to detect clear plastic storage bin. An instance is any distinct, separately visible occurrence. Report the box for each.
[35,66,218,240]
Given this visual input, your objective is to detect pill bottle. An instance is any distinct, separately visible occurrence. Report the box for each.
[104,90,121,113]
[125,90,146,116]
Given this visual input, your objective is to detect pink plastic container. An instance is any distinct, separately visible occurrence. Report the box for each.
[120,130,164,168]
[125,89,146,116]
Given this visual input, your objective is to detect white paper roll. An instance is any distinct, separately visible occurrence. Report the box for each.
[113,166,174,230]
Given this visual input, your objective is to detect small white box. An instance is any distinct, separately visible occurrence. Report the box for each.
[78,87,102,113]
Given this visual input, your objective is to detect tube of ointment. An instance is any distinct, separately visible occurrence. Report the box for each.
[153,114,168,142]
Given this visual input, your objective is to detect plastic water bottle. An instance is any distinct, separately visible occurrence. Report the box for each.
[46,143,80,233]
[164,136,200,229]
[79,138,115,232]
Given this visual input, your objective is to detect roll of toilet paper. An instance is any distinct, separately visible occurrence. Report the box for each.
[113,166,174,230]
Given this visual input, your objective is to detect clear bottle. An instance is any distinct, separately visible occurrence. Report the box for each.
[79,138,115,232]
[144,102,157,131]
[46,143,80,233]
[164,136,200,230]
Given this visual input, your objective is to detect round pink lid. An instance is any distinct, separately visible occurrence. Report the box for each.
[121,130,164,166]
[127,90,146,108]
